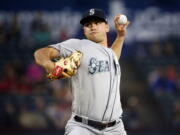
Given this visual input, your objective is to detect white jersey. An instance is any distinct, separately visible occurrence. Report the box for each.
[50,38,122,122]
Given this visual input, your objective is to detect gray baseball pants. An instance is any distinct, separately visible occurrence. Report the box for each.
[65,115,127,135]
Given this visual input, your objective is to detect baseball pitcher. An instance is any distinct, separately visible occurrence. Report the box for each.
[34,8,129,135]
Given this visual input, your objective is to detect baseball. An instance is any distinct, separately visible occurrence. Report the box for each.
[118,14,127,25]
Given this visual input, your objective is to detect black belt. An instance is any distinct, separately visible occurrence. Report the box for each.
[74,115,117,130]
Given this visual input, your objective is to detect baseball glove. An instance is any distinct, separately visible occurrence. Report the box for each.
[47,51,83,80]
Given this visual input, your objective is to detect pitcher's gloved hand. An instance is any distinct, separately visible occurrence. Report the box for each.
[47,51,83,80]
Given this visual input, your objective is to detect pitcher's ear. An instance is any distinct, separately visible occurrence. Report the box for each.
[105,24,110,32]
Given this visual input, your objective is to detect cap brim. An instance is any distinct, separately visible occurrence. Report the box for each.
[80,16,107,25]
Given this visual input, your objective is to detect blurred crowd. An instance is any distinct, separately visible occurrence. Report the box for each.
[0,12,180,133]
[0,60,72,130]
[0,12,72,130]
[135,41,180,130]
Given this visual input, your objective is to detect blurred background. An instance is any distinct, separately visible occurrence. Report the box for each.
[0,0,180,135]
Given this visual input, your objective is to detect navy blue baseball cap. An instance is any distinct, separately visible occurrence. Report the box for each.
[80,8,108,25]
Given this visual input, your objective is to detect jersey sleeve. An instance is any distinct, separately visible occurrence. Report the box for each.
[49,38,82,57]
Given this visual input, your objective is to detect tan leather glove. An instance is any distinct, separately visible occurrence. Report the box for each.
[47,51,83,80]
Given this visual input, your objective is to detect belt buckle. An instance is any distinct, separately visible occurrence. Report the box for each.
[101,121,109,129]
[82,116,88,125]
[105,123,109,128]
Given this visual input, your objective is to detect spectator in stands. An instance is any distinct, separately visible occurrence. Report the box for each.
[123,96,144,131]
[45,102,71,129]
[149,42,163,59]
[163,42,177,59]
[18,104,48,129]
[135,44,148,60]
[148,66,177,125]
[31,12,51,46]
[148,67,176,94]
[7,14,21,45]
[26,62,44,83]
[0,62,19,93]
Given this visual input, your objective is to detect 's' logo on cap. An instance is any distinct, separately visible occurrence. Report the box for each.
[89,9,95,15]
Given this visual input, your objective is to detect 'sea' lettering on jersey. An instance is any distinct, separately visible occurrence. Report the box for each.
[88,57,110,74]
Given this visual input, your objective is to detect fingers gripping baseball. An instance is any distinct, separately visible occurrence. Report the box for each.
[47,51,83,80]
[114,14,130,36]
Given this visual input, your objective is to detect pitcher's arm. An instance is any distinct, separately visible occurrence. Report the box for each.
[34,47,59,73]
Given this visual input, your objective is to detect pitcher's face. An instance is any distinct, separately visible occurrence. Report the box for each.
[83,19,109,44]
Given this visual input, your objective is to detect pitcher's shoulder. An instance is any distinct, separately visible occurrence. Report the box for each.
[80,39,95,44]
[68,38,92,45]
[66,38,81,43]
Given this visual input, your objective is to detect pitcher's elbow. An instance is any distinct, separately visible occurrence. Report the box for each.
[34,49,41,64]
